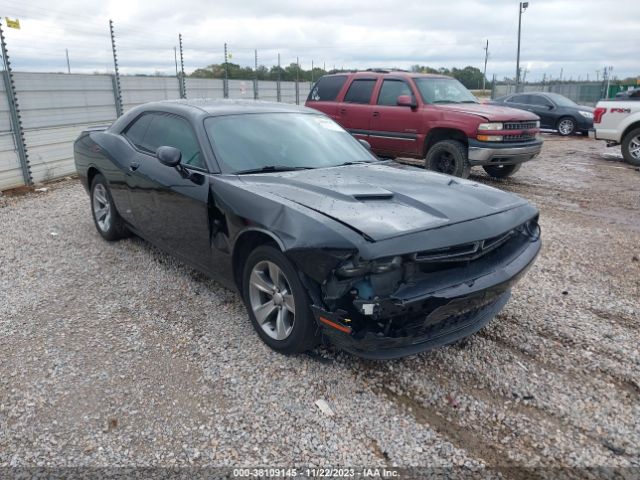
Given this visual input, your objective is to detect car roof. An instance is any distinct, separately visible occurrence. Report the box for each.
[136,99,318,117]
[324,71,451,80]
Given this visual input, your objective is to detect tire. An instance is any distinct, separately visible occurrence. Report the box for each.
[242,245,319,354]
[557,117,576,136]
[621,127,640,167]
[483,163,521,179]
[425,140,471,178]
[90,173,129,241]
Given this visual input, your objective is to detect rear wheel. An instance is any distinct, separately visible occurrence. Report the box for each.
[483,163,521,179]
[242,245,318,354]
[621,127,640,167]
[557,117,576,136]
[425,140,471,178]
[90,174,129,241]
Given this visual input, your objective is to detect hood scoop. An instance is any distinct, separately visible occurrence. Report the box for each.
[332,184,394,201]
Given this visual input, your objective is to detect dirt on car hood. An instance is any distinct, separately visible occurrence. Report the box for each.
[239,162,528,241]
[434,103,540,122]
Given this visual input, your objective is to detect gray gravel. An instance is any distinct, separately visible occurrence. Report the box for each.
[1,134,639,477]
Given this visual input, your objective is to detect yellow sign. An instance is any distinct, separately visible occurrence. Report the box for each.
[5,17,20,29]
[228,53,233,60]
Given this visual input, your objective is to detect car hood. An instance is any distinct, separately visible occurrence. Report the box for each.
[238,162,528,241]
[434,103,540,121]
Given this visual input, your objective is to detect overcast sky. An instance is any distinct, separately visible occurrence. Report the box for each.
[2,0,638,82]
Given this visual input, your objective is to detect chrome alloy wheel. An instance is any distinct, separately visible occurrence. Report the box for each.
[558,119,575,135]
[629,136,640,160]
[92,183,112,232]
[248,260,296,341]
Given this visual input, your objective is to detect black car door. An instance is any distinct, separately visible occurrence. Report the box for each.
[526,95,556,128]
[122,112,212,270]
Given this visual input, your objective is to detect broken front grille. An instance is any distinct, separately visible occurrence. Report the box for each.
[412,228,519,263]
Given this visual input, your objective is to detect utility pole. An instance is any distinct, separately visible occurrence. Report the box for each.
[109,19,123,117]
[482,39,489,92]
[311,59,314,84]
[254,49,259,100]
[295,56,300,105]
[223,42,229,99]
[515,2,529,90]
[65,48,71,74]
[605,65,613,98]
[276,53,281,102]
[178,34,186,99]
[560,67,563,82]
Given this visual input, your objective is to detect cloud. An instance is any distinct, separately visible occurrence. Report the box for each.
[2,0,638,81]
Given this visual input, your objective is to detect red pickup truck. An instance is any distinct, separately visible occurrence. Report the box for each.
[305,71,543,178]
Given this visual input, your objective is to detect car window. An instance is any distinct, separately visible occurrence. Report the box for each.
[124,113,153,149]
[528,95,553,107]
[508,94,529,104]
[141,113,204,169]
[308,76,347,102]
[205,113,376,173]
[343,79,376,104]
[377,80,414,106]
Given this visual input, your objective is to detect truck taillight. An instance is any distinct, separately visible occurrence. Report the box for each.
[593,107,606,124]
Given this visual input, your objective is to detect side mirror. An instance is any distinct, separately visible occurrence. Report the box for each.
[156,146,181,167]
[358,138,372,150]
[397,95,417,108]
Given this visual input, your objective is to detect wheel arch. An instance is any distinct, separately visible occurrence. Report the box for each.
[621,120,640,142]
[232,228,284,292]
[86,165,102,189]
[424,128,468,155]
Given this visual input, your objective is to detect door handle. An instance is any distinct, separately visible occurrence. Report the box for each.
[129,161,140,172]
[339,108,347,114]
[372,111,380,117]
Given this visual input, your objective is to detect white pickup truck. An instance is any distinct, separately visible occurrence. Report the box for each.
[591,92,640,166]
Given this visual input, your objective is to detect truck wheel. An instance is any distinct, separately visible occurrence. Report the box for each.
[483,164,521,179]
[557,117,576,136]
[621,127,640,167]
[425,140,471,178]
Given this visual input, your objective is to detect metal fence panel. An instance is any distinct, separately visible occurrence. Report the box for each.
[492,82,603,106]
[227,79,254,100]
[13,72,117,129]
[120,76,181,112]
[185,78,224,99]
[0,75,25,190]
[257,81,278,101]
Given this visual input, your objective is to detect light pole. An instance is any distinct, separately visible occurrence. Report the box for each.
[515,1,529,90]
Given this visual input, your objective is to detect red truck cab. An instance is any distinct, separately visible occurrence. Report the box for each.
[305,70,542,178]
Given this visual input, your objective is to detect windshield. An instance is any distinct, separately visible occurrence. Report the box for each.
[545,93,577,107]
[413,77,478,104]
[205,113,377,173]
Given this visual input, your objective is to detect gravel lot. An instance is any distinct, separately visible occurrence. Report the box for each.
[1,134,639,478]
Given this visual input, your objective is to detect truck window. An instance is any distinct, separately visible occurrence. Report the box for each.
[377,80,414,106]
[308,76,347,102]
[343,79,376,104]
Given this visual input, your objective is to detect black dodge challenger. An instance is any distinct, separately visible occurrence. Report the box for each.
[74,99,541,359]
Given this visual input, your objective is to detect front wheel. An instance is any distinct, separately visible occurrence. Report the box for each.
[621,127,640,167]
[557,117,576,136]
[425,140,471,178]
[483,163,521,179]
[242,245,319,354]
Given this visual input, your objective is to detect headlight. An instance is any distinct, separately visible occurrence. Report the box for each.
[336,256,402,277]
[579,111,594,119]
[535,120,541,128]
[478,122,504,131]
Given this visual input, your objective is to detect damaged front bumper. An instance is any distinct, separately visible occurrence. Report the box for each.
[310,233,540,360]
